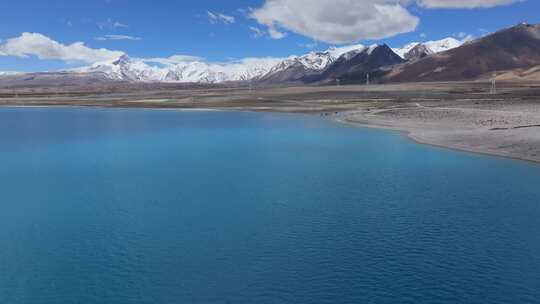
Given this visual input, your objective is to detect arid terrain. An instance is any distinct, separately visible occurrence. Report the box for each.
[2,80,540,163]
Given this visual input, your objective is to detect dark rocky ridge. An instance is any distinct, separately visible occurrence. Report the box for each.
[404,44,433,61]
[384,23,540,82]
[308,44,405,84]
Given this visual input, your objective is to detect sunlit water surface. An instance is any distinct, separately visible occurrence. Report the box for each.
[1,107,539,304]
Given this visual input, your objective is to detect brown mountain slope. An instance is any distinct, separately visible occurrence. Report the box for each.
[385,23,540,83]
[493,65,540,81]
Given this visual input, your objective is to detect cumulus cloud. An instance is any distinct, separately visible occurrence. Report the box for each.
[95,35,142,41]
[0,32,124,63]
[268,27,287,39]
[207,11,236,24]
[250,0,420,44]
[250,0,522,43]
[416,0,521,8]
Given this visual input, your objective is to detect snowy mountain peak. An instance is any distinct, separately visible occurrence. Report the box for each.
[325,44,366,58]
[112,54,131,66]
[367,44,380,55]
[392,42,420,59]
[425,37,463,53]
[393,37,466,60]
[265,44,367,76]
[338,44,383,60]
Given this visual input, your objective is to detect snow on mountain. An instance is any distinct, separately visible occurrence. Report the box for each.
[393,37,466,59]
[316,44,406,84]
[70,38,464,84]
[326,44,366,59]
[161,58,283,83]
[76,55,166,81]
[266,54,327,75]
[425,37,464,53]
[75,55,283,84]
[75,44,367,84]
[266,44,365,75]
[392,42,420,59]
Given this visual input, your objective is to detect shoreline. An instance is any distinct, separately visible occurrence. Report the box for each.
[335,115,539,165]
[334,109,540,165]
[2,81,540,165]
[2,103,540,165]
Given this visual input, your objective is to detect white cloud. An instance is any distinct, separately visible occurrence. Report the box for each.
[0,32,124,64]
[416,0,521,8]
[268,27,287,39]
[250,0,420,44]
[95,35,142,41]
[97,18,128,30]
[207,11,236,24]
[250,0,522,43]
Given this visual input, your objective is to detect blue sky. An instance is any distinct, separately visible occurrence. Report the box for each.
[0,0,538,72]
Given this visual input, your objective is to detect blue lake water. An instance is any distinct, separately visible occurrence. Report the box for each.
[1,107,540,304]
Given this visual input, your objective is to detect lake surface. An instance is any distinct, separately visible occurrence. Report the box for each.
[1,107,540,304]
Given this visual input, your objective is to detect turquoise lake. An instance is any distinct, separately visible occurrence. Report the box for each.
[1,107,539,304]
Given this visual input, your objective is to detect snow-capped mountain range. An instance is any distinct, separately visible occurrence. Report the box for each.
[68,38,465,84]
[4,24,540,87]
[72,55,284,84]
